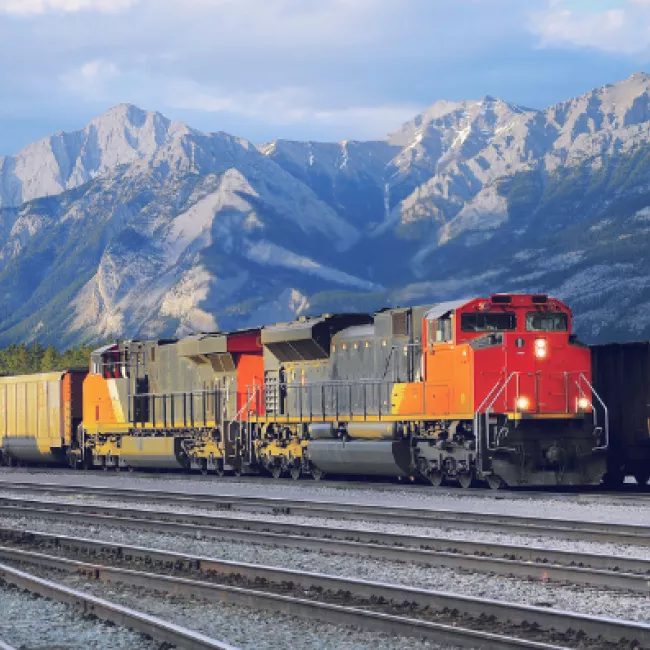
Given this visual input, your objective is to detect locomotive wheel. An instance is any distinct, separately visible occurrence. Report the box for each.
[427,471,443,487]
[458,471,476,489]
[290,465,301,481]
[635,473,650,487]
[487,474,505,490]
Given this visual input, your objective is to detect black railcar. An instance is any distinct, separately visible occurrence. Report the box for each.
[591,342,650,485]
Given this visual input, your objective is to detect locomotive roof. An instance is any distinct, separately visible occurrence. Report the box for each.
[332,324,376,341]
[424,299,472,320]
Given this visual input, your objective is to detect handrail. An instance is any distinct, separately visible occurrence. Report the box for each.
[575,373,609,450]
[229,389,257,424]
[475,370,513,414]
[487,372,518,413]
[132,389,217,398]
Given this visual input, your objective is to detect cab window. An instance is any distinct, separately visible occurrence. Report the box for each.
[461,312,516,332]
[526,312,568,332]
[436,316,453,342]
[428,316,453,345]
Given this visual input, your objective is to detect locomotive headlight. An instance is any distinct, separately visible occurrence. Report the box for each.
[534,338,548,359]
[516,396,530,411]
[577,397,589,410]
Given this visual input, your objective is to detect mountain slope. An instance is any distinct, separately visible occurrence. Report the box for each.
[3,74,650,345]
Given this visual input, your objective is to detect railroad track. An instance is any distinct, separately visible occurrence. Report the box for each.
[0,485,648,545]
[0,530,646,650]
[0,561,237,649]
[4,472,650,503]
[2,500,650,594]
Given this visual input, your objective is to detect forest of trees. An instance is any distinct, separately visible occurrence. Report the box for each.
[0,343,95,376]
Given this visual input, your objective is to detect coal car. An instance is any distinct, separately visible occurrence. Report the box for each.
[591,342,650,485]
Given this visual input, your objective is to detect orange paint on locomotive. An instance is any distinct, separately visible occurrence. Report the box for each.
[392,294,591,419]
[82,373,118,428]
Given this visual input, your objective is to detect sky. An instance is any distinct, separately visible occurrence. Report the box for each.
[0,0,650,155]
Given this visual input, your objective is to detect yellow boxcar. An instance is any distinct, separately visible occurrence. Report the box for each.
[0,370,86,464]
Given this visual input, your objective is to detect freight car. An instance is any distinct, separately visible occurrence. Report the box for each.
[0,370,86,466]
[591,342,650,486]
[64,293,607,488]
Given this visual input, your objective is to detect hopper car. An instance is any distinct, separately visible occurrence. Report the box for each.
[0,294,609,488]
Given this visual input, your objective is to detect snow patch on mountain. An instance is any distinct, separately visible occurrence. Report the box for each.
[245,240,382,291]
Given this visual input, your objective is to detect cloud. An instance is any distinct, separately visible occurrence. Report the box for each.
[0,0,641,150]
[530,0,650,55]
[60,59,421,139]
[0,0,138,14]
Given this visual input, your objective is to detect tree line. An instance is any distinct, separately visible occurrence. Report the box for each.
[0,343,95,376]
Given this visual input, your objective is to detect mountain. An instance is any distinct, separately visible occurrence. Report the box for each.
[2,74,650,346]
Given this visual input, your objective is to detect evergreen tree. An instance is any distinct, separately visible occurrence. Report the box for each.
[0,342,96,376]
[41,345,61,372]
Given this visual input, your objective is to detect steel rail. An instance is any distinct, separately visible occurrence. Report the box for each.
[0,492,649,547]
[0,562,238,650]
[5,476,650,507]
[2,507,650,595]
[5,526,650,597]
[0,543,642,649]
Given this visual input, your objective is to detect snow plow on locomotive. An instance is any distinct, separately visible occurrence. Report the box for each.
[65,293,607,488]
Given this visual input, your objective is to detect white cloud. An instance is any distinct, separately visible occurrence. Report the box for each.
[60,60,421,139]
[530,0,650,54]
[0,0,138,15]
[60,59,121,101]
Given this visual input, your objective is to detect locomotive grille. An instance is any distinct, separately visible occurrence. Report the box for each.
[264,370,281,415]
[392,311,409,337]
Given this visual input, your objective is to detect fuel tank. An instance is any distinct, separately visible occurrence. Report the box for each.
[120,436,188,469]
[307,439,411,477]
[346,422,397,440]
[308,423,336,439]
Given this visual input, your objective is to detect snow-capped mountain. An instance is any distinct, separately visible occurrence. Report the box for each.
[3,73,650,346]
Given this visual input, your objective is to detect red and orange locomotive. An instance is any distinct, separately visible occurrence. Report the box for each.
[68,292,606,487]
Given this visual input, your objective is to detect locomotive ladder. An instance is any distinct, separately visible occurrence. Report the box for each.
[474,372,517,476]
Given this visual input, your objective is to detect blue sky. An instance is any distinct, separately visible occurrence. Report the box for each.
[0,0,649,154]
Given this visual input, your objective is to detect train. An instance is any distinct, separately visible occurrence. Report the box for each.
[0,293,617,489]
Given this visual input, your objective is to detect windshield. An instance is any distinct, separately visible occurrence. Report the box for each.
[526,312,568,332]
[461,312,516,332]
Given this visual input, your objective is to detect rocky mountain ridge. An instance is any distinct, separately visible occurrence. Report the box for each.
[2,73,650,345]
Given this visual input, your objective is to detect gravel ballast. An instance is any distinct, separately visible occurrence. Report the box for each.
[2,489,650,560]
[2,512,650,625]
[0,579,160,649]
[1,468,649,525]
[0,564,456,650]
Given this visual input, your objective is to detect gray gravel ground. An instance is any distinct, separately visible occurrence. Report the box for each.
[1,564,458,650]
[1,468,649,525]
[0,580,160,649]
[2,513,650,625]
[3,490,650,560]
